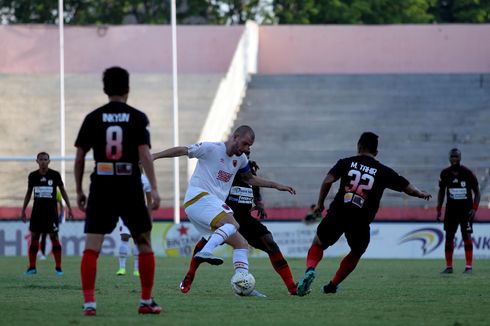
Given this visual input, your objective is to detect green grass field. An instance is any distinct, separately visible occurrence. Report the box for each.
[0,256,489,325]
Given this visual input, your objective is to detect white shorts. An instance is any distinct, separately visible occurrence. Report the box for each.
[118,218,130,236]
[184,191,233,235]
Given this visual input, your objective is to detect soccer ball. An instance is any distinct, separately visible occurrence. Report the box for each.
[230,271,256,296]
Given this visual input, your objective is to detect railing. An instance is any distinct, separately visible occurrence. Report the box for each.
[187,20,259,179]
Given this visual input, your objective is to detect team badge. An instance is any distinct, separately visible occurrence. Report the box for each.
[48,180,53,186]
[233,160,237,167]
[461,181,466,187]
[222,204,231,210]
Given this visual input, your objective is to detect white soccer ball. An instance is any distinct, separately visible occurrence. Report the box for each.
[230,271,256,296]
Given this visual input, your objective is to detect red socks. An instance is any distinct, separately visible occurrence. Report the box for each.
[186,238,208,277]
[28,240,39,268]
[306,243,324,270]
[51,239,62,269]
[332,251,361,286]
[269,252,296,293]
[445,237,454,268]
[464,239,473,268]
[139,252,155,300]
[81,249,99,303]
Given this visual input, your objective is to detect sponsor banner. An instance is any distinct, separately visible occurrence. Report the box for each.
[1,221,490,258]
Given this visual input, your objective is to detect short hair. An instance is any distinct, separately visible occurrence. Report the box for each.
[449,148,461,157]
[36,152,50,160]
[358,132,378,154]
[234,125,255,141]
[103,67,129,96]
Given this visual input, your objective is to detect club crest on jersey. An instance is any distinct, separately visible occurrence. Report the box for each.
[461,181,466,187]
[222,204,231,210]
[48,180,53,186]
[233,160,237,167]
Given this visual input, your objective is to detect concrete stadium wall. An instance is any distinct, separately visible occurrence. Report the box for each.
[0,25,243,74]
[2,24,489,74]
[259,25,490,74]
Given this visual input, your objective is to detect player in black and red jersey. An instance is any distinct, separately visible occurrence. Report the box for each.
[297,132,431,296]
[179,154,297,296]
[21,152,73,276]
[437,148,480,274]
[74,67,161,316]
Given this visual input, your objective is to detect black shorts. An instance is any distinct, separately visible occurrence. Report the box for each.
[232,206,271,251]
[84,179,151,236]
[316,209,370,256]
[444,209,473,234]
[29,209,59,233]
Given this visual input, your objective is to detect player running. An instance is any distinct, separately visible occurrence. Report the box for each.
[21,152,74,276]
[152,125,295,295]
[297,132,431,296]
[437,148,480,274]
[75,67,161,316]
[179,153,297,295]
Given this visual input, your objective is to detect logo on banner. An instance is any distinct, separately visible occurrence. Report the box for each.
[399,228,444,255]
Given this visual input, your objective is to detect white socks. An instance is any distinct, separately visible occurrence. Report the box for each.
[233,248,249,273]
[201,223,237,253]
[119,240,129,268]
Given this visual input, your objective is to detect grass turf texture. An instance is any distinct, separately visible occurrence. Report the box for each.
[0,256,489,325]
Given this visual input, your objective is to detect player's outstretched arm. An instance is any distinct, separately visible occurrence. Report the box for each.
[404,184,432,200]
[315,173,336,215]
[243,173,296,194]
[152,146,188,160]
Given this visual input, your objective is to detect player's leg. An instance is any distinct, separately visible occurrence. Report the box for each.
[133,231,161,314]
[25,232,41,274]
[442,218,458,273]
[184,194,238,265]
[39,233,47,259]
[81,233,104,316]
[49,232,63,275]
[240,213,297,295]
[132,240,139,276]
[118,232,131,276]
[460,218,473,273]
[323,224,369,294]
[298,216,341,296]
[180,237,208,293]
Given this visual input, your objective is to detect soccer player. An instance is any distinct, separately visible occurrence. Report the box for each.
[179,154,297,295]
[437,148,480,274]
[297,132,431,296]
[152,125,296,295]
[117,171,153,277]
[21,152,74,275]
[74,67,161,316]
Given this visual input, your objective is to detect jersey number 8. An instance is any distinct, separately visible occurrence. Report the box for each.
[106,126,123,160]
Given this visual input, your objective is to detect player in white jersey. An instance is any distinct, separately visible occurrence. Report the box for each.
[116,172,153,276]
[152,125,295,291]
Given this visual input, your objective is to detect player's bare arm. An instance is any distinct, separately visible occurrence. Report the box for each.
[242,171,296,194]
[139,144,160,211]
[20,185,33,223]
[469,183,481,221]
[74,147,88,211]
[315,173,336,214]
[404,184,432,200]
[152,146,188,160]
[59,185,74,220]
[436,183,446,221]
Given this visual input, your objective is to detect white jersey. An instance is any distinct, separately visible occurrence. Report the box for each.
[185,142,249,202]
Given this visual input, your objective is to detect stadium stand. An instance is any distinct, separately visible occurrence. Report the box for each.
[0,73,223,209]
[233,74,490,214]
